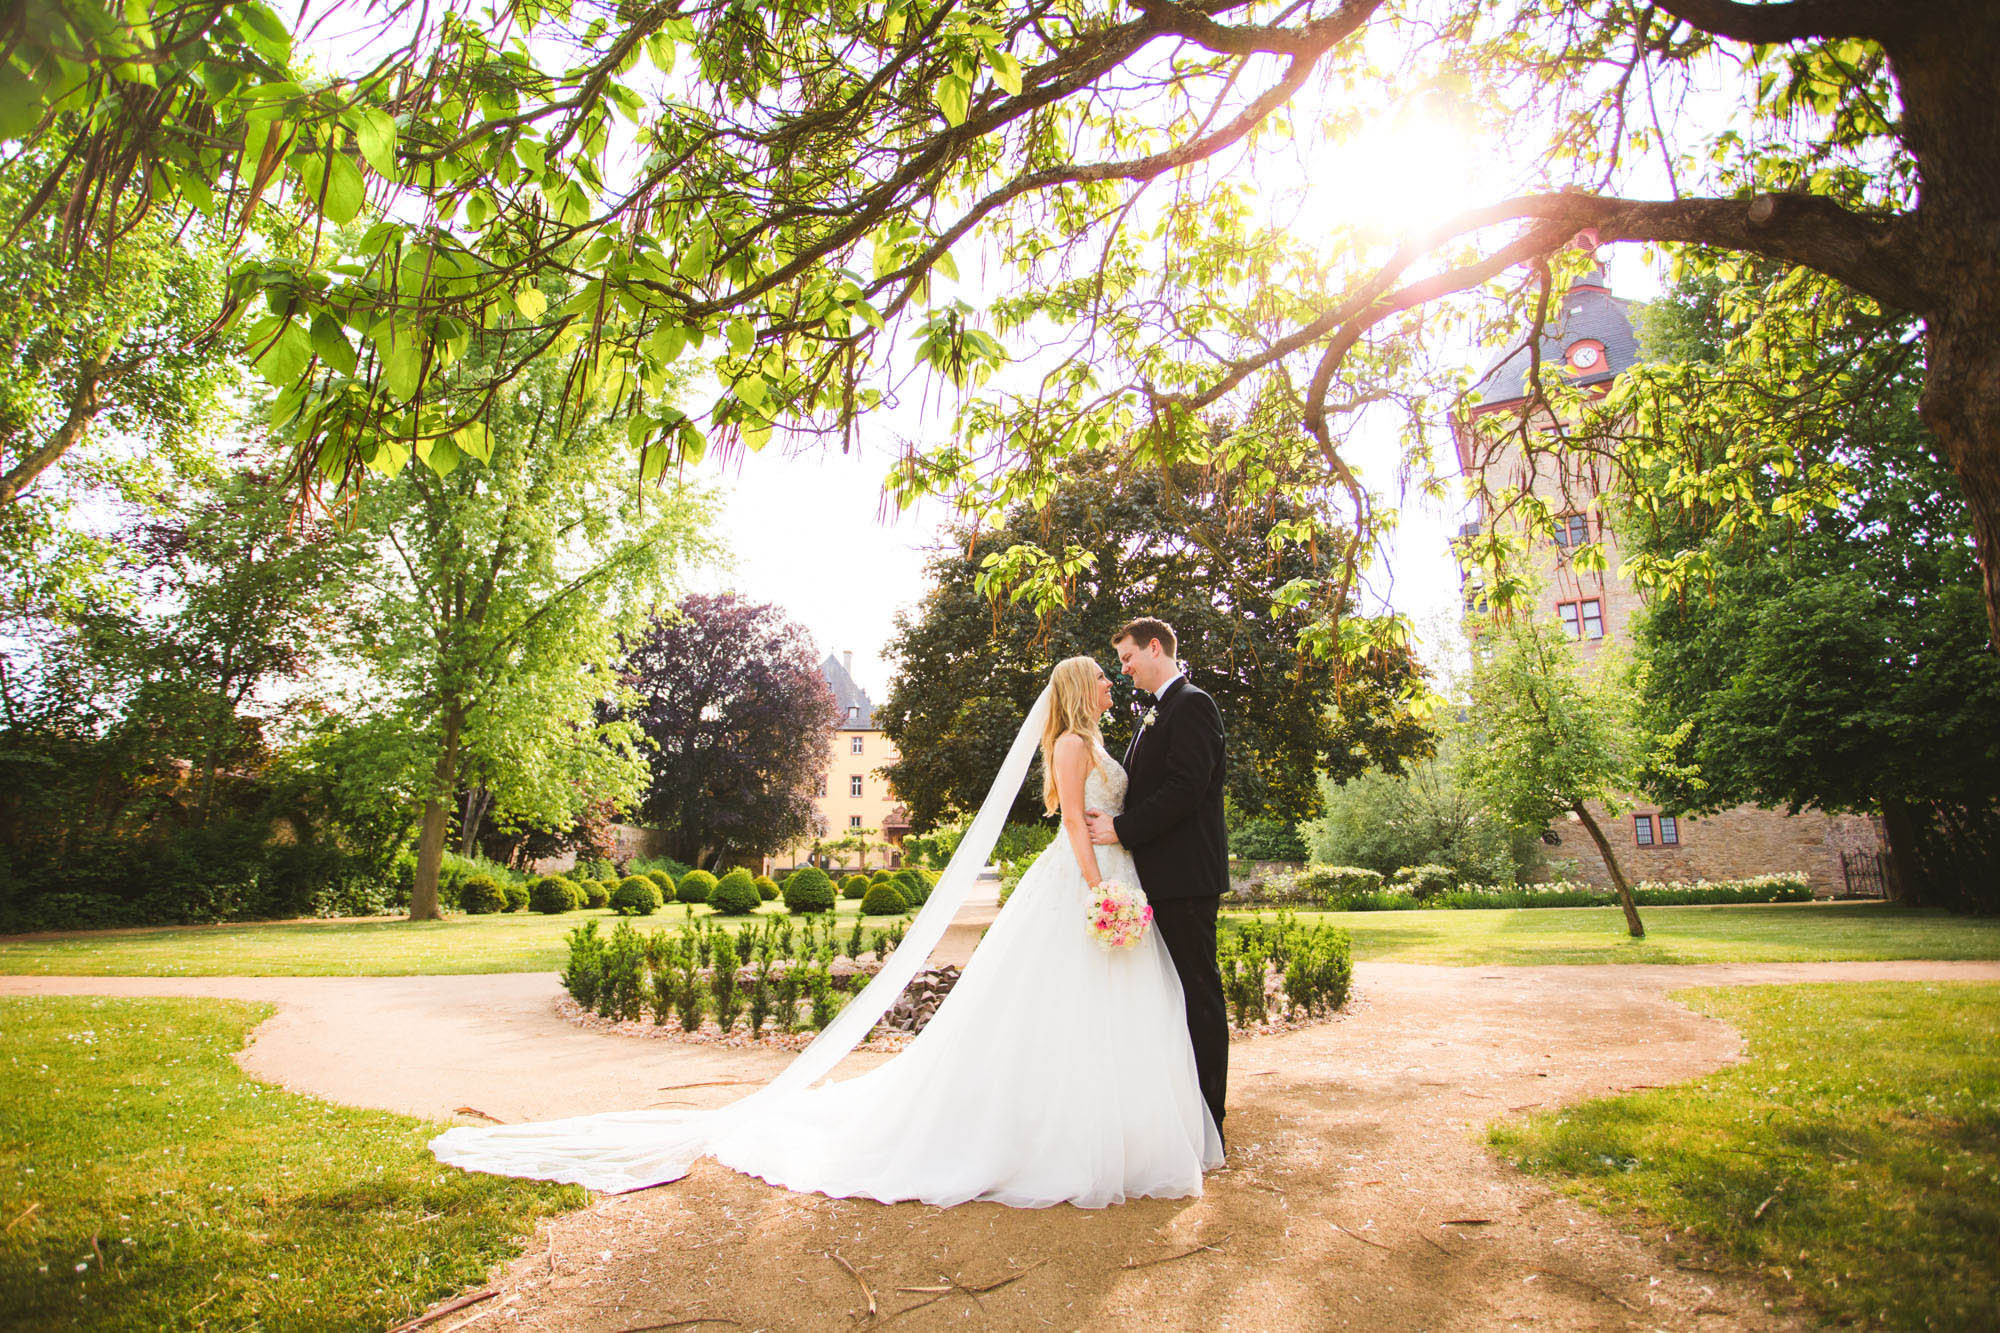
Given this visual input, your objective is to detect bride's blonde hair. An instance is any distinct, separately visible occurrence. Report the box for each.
[1040,655,1107,815]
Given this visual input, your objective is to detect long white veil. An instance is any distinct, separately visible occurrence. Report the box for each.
[430,685,1054,1193]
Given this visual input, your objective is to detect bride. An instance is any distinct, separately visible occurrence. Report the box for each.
[432,655,1223,1208]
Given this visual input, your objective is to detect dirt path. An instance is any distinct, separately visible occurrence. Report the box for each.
[8,957,1998,1330]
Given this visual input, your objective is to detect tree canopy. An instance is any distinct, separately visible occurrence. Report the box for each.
[616,592,838,869]
[1629,267,2000,910]
[878,450,1429,829]
[11,0,1999,650]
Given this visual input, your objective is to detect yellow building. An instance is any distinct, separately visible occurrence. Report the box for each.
[764,652,911,876]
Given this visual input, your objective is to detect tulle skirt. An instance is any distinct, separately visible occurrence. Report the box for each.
[707,839,1223,1208]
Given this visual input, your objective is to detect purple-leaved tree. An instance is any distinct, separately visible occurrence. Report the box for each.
[619,594,837,870]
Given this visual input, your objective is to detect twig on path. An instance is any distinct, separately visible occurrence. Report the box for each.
[827,1249,877,1317]
[386,1288,498,1333]
[89,1233,104,1268]
[1528,1268,1642,1312]
[657,1079,759,1092]
[1120,1234,1233,1270]
[1442,1217,1494,1225]
[1507,1102,1544,1112]
[5,1201,39,1231]
[1330,1223,1392,1253]
[616,1320,742,1331]
[1418,1232,1460,1258]
[885,1260,1047,1321]
[453,1106,505,1124]
[439,1305,497,1333]
[1752,1190,1781,1221]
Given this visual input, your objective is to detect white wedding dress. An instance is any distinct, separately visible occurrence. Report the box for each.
[432,738,1223,1209]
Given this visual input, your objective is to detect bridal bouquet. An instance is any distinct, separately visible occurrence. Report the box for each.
[1085,879,1153,950]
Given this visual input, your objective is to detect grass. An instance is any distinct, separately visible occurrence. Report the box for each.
[0,995,582,1330]
[4,901,1998,977]
[1490,981,2000,1329]
[1226,901,2000,966]
[0,900,889,977]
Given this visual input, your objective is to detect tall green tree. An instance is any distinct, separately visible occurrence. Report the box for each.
[1629,268,2000,910]
[12,1,2000,650]
[1461,618,1653,937]
[879,452,1429,830]
[340,346,719,919]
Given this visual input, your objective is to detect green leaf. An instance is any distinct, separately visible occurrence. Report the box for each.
[986,48,1023,97]
[235,2,293,64]
[728,319,755,357]
[299,153,365,225]
[453,421,493,462]
[936,73,970,127]
[647,324,686,364]
[252,321,311,387]
[415,434,462,476]
[0,64,42,139]
[354,107,398,177]
[309,313,357,375]
[382,339,423,400]
[512,286,548,320]
[733,374,768,411]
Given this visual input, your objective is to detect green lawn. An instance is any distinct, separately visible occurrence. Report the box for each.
[1491,982,2000,1329]
[0,900,887,977]
[3,901,1998,977]
[1231,901,2000,966]
[0,996,581,1330]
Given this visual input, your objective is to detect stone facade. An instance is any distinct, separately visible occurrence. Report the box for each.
[1544,803,1883,896]
[764,652,910,876]
[1452,260,1883,898]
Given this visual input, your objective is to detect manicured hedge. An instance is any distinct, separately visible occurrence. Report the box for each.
[709,869,761,915]
[1245,871,1816,912]
[782,866,836,914]
[860,883,909,916]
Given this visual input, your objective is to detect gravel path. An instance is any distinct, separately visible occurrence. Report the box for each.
[9,955,1997,1330]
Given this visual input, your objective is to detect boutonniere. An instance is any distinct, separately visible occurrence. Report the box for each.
[1140,706,1159,728]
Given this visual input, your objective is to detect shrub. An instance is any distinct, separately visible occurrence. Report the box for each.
[599,922,646,1021]
[530,876,580,914]
[710,869,761,915]
[842,874,870,900]
[782,866,836,914]
[676,869,717,904]
[1229,815,1308,862]
[579,878,610,909]
[870,869,894,884]
[647,869,677,897]
[560,921,605,1008]
[501,880,529,912]
[893,867,930,907]
[610,875,662,916]
[860,883,909,916]
[1392,863,1457,900]
[753,875,779,901]
[459,874,506,914]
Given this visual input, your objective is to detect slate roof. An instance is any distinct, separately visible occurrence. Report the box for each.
[1471,271,1642,409]
[820,653,877,730]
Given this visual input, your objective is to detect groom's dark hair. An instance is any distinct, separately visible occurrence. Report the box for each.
[1112,617,1177,657]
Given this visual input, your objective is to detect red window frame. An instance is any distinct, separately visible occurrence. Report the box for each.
[1659,814,1680,846]
[1635,814,1656,846]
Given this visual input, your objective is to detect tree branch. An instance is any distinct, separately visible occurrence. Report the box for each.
[1648,0,1892,43]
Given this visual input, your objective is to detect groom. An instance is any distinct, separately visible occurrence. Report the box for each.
[1086,617,1230,1142]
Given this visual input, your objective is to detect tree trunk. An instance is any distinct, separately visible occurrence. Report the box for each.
[1893,3,2000,652]
[1572,800,1645,938]
[458,783,492,856]
[1878,798,1926,903]
[410,710,465,921]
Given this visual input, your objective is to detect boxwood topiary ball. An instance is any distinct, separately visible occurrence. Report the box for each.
[709,869,761,916]
[675,869,717,904]
[647,869,676,895]
[459,874,506,915]
[529,876,579,914]
[782,866,836,914]
[610,875,662,915]
[841,874,869,900]
[500,881,530,912]
[860,883,909,916]
[581,878,611,909]
[754,875,780,901]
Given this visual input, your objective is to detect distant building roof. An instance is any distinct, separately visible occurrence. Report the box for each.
[820,653,878,730]
[1470,270,1642,410]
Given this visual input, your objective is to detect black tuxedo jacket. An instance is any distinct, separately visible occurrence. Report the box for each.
[1113,676,1229,901]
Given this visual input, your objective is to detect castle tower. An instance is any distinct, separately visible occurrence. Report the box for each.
[1448,244,1880,895]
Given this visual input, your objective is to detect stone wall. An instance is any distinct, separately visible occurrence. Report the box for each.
[1542,801,1882,896]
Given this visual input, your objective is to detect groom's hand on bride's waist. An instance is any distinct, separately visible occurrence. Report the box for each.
[1083,810,1120,845]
